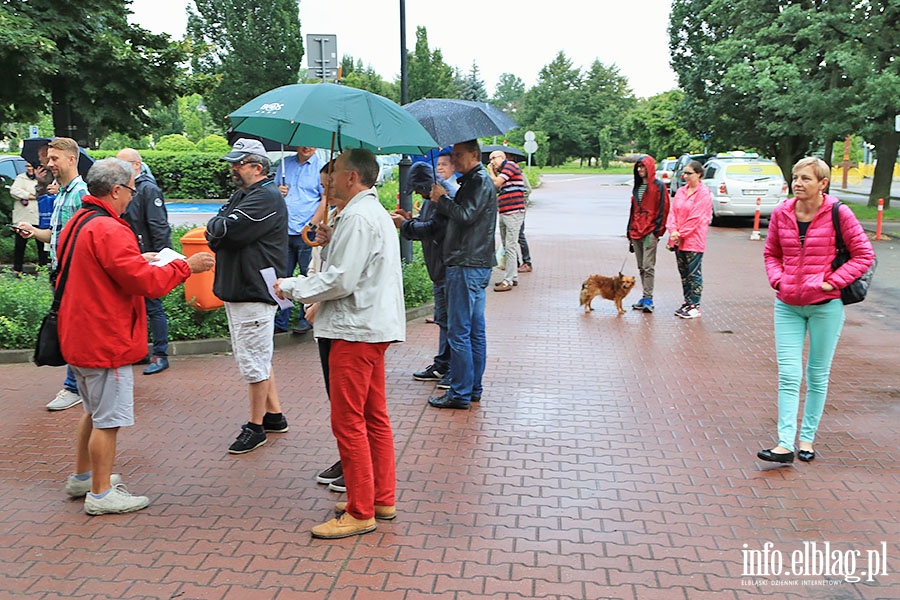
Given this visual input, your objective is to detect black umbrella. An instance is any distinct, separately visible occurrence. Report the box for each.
[481,145,526,164]
[403,99,517,147]
[21,138,94,179]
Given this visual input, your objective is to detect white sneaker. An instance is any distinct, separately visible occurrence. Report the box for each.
[84,484,150,515]
[47,389,82,411]
[65,473,123,498]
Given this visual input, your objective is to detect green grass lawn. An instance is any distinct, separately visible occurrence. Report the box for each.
[845,203,900,222]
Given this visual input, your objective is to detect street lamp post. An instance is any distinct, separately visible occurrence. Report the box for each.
[398,0,413,264]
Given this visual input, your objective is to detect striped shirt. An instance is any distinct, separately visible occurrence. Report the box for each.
[497,161,526,214]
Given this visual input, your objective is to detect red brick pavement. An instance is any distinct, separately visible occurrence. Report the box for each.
[1,176,898,599]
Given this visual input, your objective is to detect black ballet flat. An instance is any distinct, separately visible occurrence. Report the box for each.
[797,449,815,462]
[757,448,795,463]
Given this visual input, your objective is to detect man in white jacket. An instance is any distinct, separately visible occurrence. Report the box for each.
[275,148,405,540]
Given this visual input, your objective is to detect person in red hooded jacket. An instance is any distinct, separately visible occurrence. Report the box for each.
[57,158,215,515]
[627,155,670,313]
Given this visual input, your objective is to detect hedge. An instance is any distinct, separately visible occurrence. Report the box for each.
[89,150,233,200]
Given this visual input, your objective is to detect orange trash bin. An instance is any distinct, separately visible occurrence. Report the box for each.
[179,226,223,311]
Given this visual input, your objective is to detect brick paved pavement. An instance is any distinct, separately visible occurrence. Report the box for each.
[1,174,897,599]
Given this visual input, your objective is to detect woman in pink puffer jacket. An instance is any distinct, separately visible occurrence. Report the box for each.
[758,157,875,465]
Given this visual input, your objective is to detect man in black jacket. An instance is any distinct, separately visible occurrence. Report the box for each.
[427,140,497,409]
[206,139,289,454]
[117,148,173,375]
[391,162,453,389]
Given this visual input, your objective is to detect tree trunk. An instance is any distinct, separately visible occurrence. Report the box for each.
[773,135,810,194]
[870,131,899,209]
[50,79,91,147]
[822,138,836,194]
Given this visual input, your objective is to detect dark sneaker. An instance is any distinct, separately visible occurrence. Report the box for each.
[413,364,445,381]
[262,412,289,433]
[328,475,347,492]
[228,425,267,454]
[428,393,470,409]
[436,374,451,390]
[631,298,647,310]
[316,460,343,484]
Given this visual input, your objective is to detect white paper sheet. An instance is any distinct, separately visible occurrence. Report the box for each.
[260,267,294,310]
[151,247,186,267]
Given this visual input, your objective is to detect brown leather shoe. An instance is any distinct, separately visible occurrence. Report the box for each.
[334,502,397,520]
[493,281,513,292]
[311,512,377,539]
[517,263,532,273]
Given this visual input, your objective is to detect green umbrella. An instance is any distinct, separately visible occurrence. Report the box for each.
[227,83,437,155]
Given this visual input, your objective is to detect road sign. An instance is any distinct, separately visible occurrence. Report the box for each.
[895,115,900,132]
[524,130,535,142]
[306,34,338,82]
[28,126,39,138]
[523,140,538,155]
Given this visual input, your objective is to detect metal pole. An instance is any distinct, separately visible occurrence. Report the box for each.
[318,37,327,82]
[398,0,413,264]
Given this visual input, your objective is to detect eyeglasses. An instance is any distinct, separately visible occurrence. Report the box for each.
[118,183,137,194]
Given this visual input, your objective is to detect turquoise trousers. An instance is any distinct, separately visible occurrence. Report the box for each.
[773,298,845,451]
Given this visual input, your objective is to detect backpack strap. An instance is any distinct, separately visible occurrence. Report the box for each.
[52,207,111,311]
[831,200,846,252]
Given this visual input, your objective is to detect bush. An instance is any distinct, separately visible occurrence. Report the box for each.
[196,135,231,154]
[87,150,232,199]
[156,134,197,152]
[0,270,53,350]
[402,242,433,308]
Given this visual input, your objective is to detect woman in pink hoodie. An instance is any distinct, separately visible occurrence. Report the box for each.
[759,157,875,464]
[666,160,713,318]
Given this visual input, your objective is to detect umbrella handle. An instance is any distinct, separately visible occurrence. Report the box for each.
[301,223,324,247]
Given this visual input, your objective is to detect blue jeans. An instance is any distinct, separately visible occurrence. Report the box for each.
[445,266,490,402]
[146,297,169,357]
[275,235,312,330]
[432,280,450,373]
[773,299,844,451]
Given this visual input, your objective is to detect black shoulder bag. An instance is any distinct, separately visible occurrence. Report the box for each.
[831,201,876,305]
[34,208,109,366]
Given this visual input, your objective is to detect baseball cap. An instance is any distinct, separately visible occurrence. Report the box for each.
[221,138,268,163]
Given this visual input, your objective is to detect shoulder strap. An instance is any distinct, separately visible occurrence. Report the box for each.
[52,207,111,310]
[831,200,846,252]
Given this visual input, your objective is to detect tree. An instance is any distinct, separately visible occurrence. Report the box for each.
[669,0,898,207]
[406,26,457,101]
[627,90,702,160]
[187,0,304,125]
[0,0,186,145]
[491,73,526,115]
[341,59,399,102]
[458,62,488,102]
[580,60,636,162]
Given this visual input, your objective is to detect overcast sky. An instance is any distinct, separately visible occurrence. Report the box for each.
[129,0,679,99]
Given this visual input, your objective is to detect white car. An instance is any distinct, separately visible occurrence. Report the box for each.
[656,158,677,189]
[701,153,788,222]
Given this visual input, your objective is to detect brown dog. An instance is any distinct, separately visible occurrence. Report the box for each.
[579,273,636,314]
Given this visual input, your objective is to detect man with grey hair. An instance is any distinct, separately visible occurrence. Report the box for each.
[206,139,289,455]
[116,148,173,375]
[57,158,215,515]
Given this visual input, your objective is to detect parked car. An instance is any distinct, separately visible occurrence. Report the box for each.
[0,155,29,226]
[656,157,677,189]
[701,153,788,222]
[670,152,713,195]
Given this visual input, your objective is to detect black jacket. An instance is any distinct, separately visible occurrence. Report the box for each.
[399,197,448,283]
[435,164,497,269]
[206,177,288,304]
[121,173,171,253]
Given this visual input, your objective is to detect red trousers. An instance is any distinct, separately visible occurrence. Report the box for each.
[328,339,396,519]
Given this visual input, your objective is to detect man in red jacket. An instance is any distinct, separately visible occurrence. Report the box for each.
[627,155,670,313]
[57,158,215,515]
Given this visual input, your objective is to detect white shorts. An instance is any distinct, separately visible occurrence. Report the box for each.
[71,366,135,429]
[225,301,277,383]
